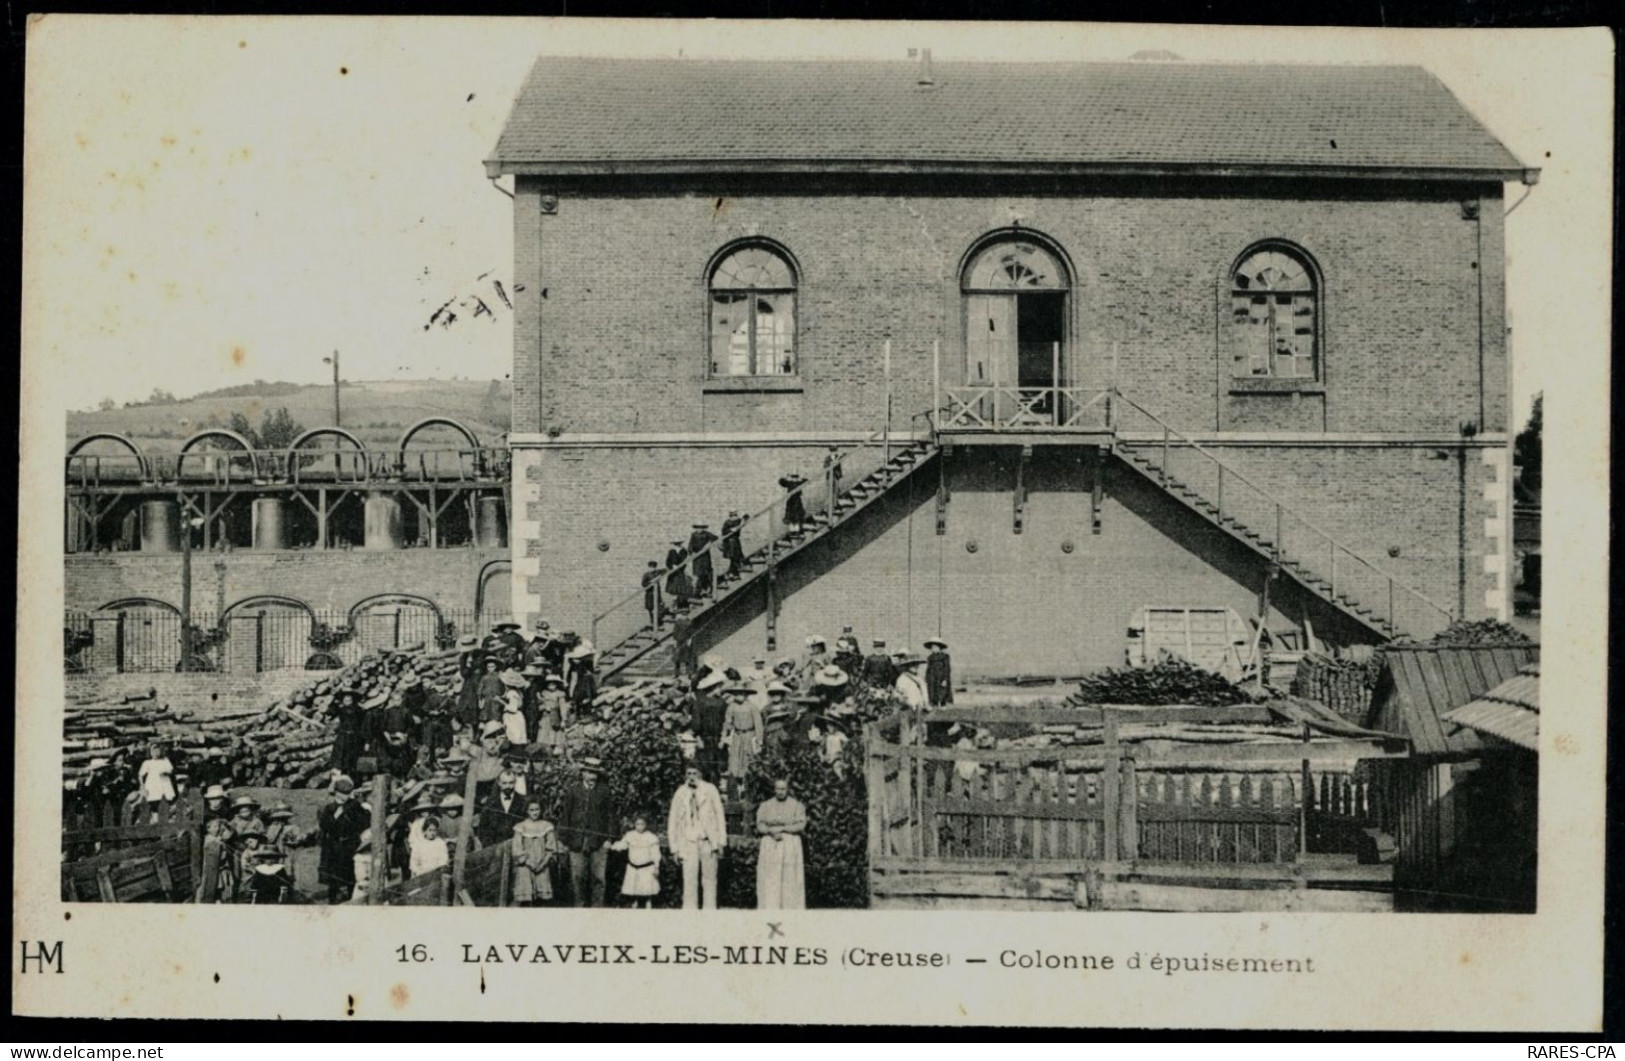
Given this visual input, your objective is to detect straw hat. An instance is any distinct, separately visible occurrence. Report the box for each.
[814,665,850,687]
[566,640,596,659]
[805,635,827,648]
[267,802,294,821]
[230,794,260,811]
[203,784,229,801]
[766,682,790,696]
[533,618,552,632]
[499,670,529,689]
[439,794,465,810]
[480,721,507,740]
[493,621,521,632]
[361,691,390,709]
[696,671,727,692]
[924,637,948,650]
[521,663,546,677]
[895,654,926,668]
[543,674,567,688]
[721,683,755,697]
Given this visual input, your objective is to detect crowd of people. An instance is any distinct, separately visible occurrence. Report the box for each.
[121,614,957,910]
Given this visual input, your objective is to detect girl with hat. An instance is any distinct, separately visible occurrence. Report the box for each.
[264,802,313,858]
[227,794,266,841]
[691,670,729,782]
[510,797,561,907]
[326,688,366,781]
[721,683,765,794]
[924,637,954,707]
[610,811,663,909]
[436,794,465,846]
[778,471,810,532]
[498,669,530,746]
[812,664,851,711]
[535,672,567,753]
[137,742,176,825]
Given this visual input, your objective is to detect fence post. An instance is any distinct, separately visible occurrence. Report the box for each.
[1102,710,1121,863]
[1217,465,1225,521]
[1298,723,1311,859]
[932,339,941,436]
[1119,751,1138,863]
[1160,429,1169,485]
[367,773,390,905]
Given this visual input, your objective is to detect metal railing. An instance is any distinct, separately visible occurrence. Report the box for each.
[65,606,508,674]
[1108,389,1455,637]
[938,384,1112,431]
[589,418,933,663]
[66,447,510,489]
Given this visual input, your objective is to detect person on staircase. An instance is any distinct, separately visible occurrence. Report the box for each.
[566,639,598,720]
[720,510,747,583]
[862,639,900,689]
[522,619,555,670]
[688,523,719,600]
[924,637,954,707]
[672,614,697,682]
[779,472,810,533]
[665,540,693,609]
[642,560,663,626]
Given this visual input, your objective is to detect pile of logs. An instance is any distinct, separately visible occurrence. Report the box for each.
[1289,653,1377,723]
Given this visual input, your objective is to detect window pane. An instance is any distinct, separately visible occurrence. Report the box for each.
[1230,247,1316,379]
[755,293,795,374]
[711,293,749,376]
[712,247,794,290]
[965,242,1067,290]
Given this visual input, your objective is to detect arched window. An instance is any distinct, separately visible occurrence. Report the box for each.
[708,244,797,378]
[1228,244,1318,380]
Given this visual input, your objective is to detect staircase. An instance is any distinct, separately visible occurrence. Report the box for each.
[1109,390,1454,641]
[594,438,939,680]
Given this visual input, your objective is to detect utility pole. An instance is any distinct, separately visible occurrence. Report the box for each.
[323,351,341,426]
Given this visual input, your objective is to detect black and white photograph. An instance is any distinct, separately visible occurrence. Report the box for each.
[15,15,1609,1027]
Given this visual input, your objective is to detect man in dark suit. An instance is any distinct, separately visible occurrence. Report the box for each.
[474,770,526,849]
[317,777,370,903]
[688,524,718,599]
[556,761,617,906]
[861,638,900,689]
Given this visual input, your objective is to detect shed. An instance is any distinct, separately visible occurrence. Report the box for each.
[1365,645,1539,911]
[1365,644,1539,758]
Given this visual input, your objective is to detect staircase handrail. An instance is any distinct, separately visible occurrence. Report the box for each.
[589,415,934,644]
[1109,386,1456,626]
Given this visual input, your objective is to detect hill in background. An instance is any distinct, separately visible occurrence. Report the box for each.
[68,379,511,452]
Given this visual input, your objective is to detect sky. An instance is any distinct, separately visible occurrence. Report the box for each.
[22,17,1615,429]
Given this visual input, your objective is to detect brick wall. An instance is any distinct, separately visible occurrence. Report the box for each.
[514,181,1505,438]
[511,439,1500,673]
[65,547,511,620]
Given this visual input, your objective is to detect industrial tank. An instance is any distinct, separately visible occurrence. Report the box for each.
[363,493,404,550]
[251,498,288,551]
[139,500,181,553]
[475,496,507,548]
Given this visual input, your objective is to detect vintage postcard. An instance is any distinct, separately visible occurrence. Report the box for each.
[14,16,1610,1028]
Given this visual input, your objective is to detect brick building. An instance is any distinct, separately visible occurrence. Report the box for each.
[488,55,1535,678]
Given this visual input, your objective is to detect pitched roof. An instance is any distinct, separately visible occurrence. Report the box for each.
[1366,645,1539,757]
[1443,664,1539,751]
[487,57,1533,181]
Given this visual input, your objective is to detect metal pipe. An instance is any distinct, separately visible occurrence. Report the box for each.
[1052,341,1061,426]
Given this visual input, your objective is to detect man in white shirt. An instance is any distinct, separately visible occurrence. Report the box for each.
[667,764,727,910]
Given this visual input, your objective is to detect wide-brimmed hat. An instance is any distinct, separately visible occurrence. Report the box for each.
[412,792,441,812]
[696,671,727,691]
[439,794,465,809]
[499,670,528,689]
[700,654,724,671]
[721,683,755,697]
[543,674,567,688]
[521,663,546,677]
[871,638,887,649]
[203,784,229,800]
[533,618,552,631]
[361,691,390,709]
[766,682,790,696]
[805,635,827,648]
[398,672,420,688]
[480,720,507,740]
[566,640,595,659]
[814,665,849,687]
[457,635,480,650]
[493,621,521,632]
[231,794,260,811]
[267,802,294,820]
[924,637,948,650]
[439,747,470,765]
[895,654,926,668]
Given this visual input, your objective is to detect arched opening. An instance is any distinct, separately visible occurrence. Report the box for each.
[223,596,316,671]
[99,597,184,674]
[959,233,1073,425]
[347,593,446,655]
[397,417,484,481]
[66,435,151,553]
[176,429,260,481]
[477,559,512,628]
[285,428,370,547]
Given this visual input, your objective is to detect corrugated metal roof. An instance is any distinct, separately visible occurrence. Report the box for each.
[488,58,1531,179]
[1442,664,1539,751]
[1367,645,1539,757]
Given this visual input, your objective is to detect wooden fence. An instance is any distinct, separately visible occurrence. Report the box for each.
[62,829,196,902]
[867,706,1400,912]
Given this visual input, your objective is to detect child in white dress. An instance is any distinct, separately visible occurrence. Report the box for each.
[610,814,663,909]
